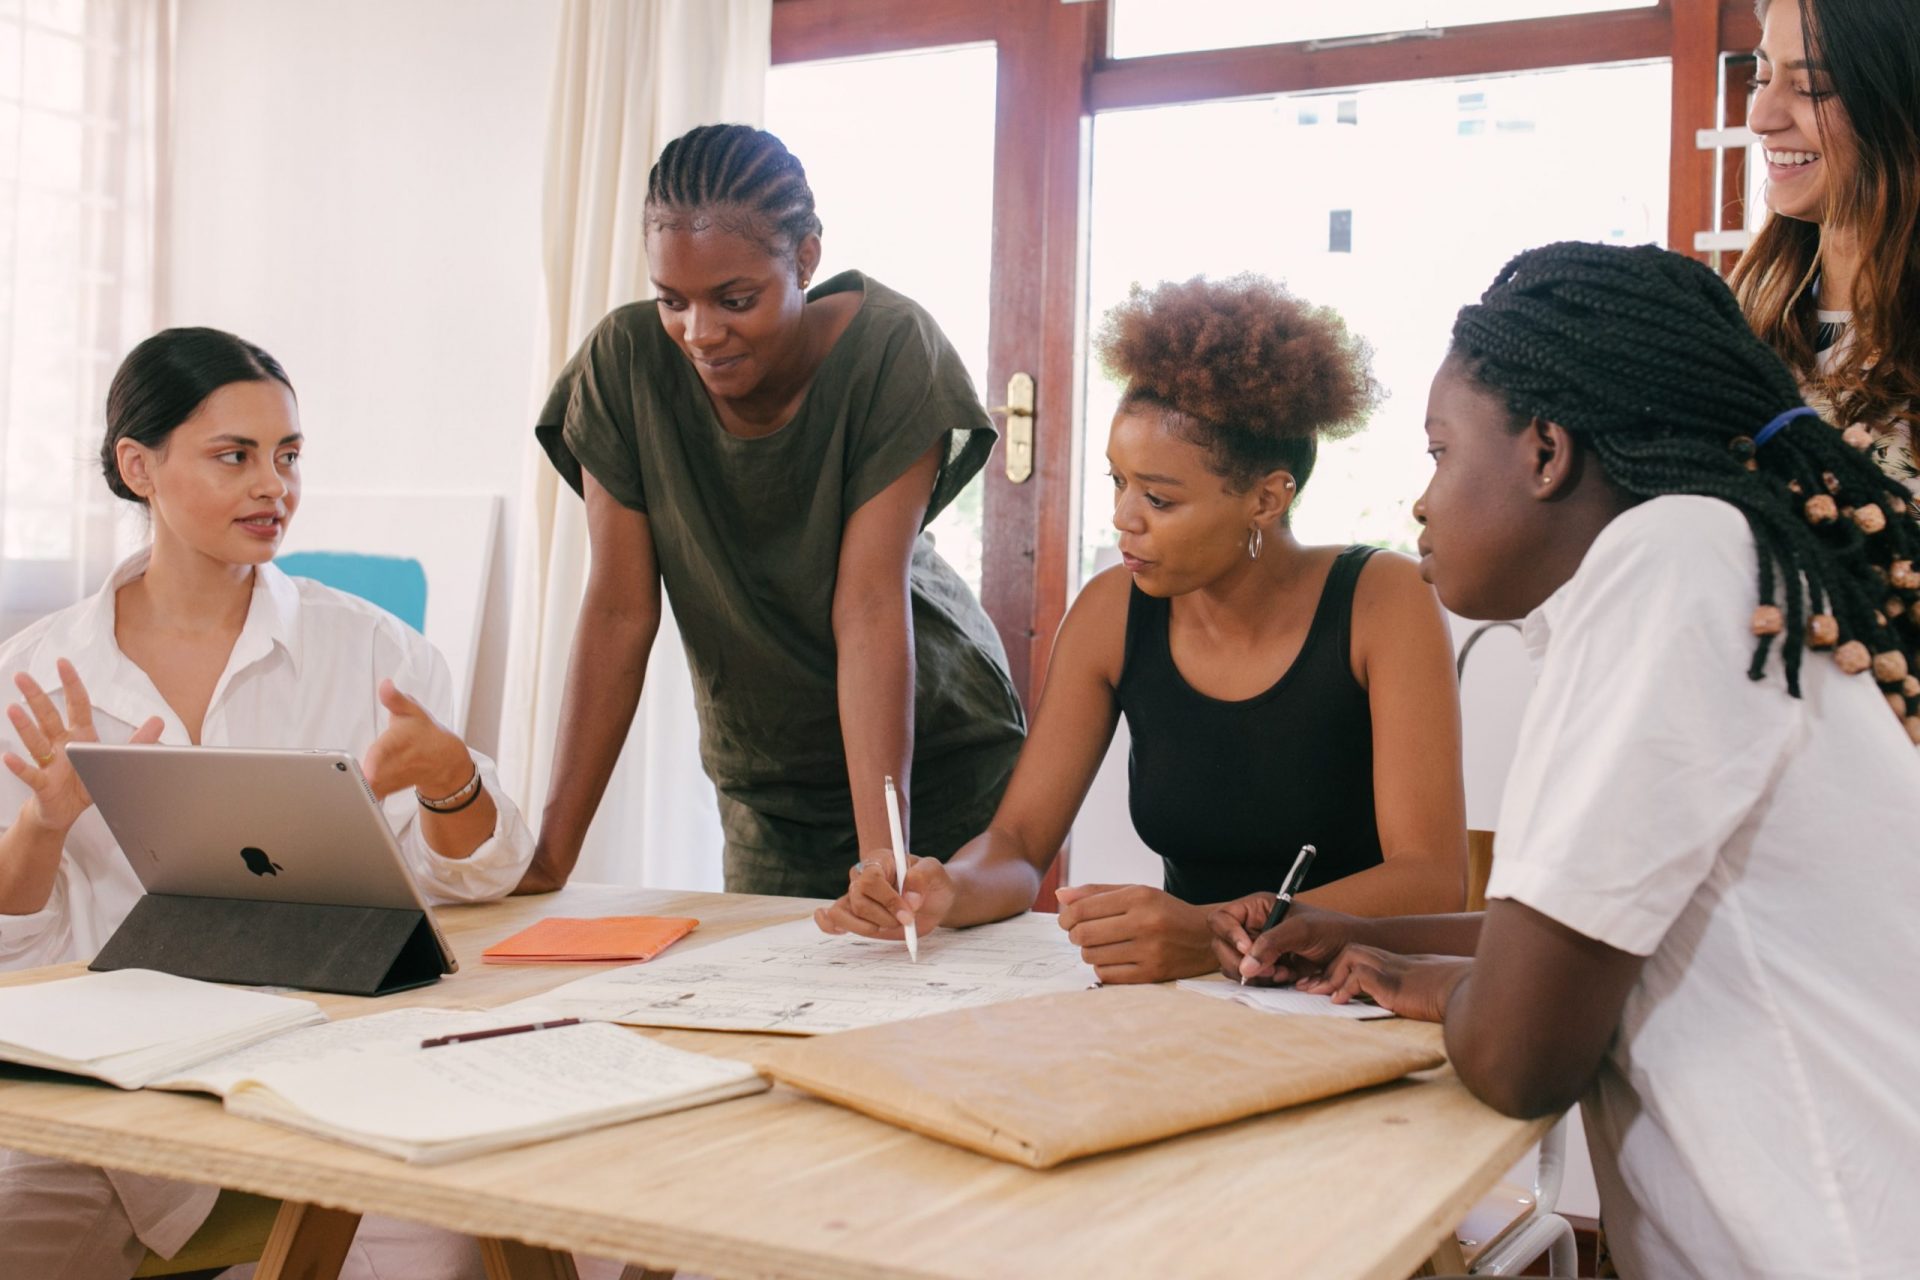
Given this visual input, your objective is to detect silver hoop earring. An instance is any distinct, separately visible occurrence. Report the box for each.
[1247,525,1264,561]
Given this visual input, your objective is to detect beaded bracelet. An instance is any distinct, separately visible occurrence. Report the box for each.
[418,767,483,814]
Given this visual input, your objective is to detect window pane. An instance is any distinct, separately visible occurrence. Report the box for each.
[765,46,997,597]
[1078,62,1671,580]
[1111,0,1656,60]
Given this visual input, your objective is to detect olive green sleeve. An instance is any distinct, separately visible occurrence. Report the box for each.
[535,307,650,512]
[842,302,996,525]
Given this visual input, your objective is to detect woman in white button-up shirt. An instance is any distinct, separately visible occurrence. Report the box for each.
[0,328,534,1279]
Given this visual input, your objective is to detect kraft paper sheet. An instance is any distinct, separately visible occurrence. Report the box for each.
[757,985,1444,1168]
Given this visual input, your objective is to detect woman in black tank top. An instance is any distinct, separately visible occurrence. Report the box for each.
[816,276,1468,983]
[1121,544,1383,905]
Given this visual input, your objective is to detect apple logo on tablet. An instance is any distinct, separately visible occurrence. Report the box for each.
[240,847,282,877]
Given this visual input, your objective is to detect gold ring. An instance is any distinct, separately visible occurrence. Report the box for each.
[31,750,53,768]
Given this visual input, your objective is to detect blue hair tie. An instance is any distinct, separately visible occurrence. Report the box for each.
[1754,406,1819,449]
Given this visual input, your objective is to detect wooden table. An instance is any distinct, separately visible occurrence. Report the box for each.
[0,886,1547,1280]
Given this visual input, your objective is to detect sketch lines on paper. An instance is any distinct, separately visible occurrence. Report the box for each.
[514,914,1096,1035]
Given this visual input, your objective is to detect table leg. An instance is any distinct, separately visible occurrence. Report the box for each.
[1415,1234,1470,1276]
[253,1200,362,1280]
[479,1237,582,1279]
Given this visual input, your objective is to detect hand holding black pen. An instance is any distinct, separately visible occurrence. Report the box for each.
[1244,843,1317,985]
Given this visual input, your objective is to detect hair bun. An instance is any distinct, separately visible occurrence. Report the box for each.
[1096,273,1378,442]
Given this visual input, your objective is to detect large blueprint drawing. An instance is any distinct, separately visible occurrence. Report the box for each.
[505,913,1096,1035]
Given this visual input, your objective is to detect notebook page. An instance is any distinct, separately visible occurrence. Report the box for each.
[0,969,322,1063]
[1175,977,1395,1020]
[224,1022,763,1149]
[150,1006,548,1095]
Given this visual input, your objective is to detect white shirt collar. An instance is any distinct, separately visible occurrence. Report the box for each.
[1520,513,1645,677]
[1520,579,1569,677]
[42,550,306,731]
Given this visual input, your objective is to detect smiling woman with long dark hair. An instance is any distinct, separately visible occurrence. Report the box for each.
[1734,0,1920,495]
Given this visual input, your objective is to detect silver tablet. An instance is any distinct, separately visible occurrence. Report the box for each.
[66,743,458,972]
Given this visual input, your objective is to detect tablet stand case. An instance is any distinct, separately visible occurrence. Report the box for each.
[90,895,447,996]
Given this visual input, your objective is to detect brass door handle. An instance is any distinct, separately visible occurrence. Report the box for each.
[988,371,1035,484]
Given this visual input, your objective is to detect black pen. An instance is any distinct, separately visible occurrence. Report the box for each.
[1244,844,1318,985]
[420,1017,581,1049]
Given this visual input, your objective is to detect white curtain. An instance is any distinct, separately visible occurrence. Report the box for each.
[498,0,770,889]
[0,0,165,638]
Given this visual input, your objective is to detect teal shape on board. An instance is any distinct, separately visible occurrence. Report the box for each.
[277,552,428,631]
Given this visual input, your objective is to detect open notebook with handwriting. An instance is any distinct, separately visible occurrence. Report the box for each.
[0,970,766,1163]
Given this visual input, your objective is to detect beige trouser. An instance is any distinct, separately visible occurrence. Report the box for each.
[0,1147,488,1280]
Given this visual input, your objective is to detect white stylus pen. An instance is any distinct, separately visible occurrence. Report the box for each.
[883,775,918,963]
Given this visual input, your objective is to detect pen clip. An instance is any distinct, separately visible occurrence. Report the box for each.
[1279,843,1315,895]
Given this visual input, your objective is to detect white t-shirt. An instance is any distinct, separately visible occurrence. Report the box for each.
[0,551,536,970]
[1488,496,1920,1280]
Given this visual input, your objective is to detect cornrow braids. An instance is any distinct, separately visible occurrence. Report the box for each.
[1454,241,1920,741]
[645,124,823,257]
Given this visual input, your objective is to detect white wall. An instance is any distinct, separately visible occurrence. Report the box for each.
[166,0,559,752]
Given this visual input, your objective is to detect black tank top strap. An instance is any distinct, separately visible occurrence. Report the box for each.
[1325,544,1380,682]
[1117,579,1169,695]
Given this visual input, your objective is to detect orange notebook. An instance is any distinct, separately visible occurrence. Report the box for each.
[481,916,699,965]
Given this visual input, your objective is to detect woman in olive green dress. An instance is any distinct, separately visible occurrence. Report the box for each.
[521,124,1025,899]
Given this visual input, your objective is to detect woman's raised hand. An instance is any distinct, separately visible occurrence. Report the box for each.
[361,679,473,802]
[3,659,163,833]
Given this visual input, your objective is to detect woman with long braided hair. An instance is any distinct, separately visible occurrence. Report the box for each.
[525,124,1024,899]
[1219,241,1920,1279]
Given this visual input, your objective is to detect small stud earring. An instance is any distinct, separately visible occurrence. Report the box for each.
[1541,473,1553,485]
